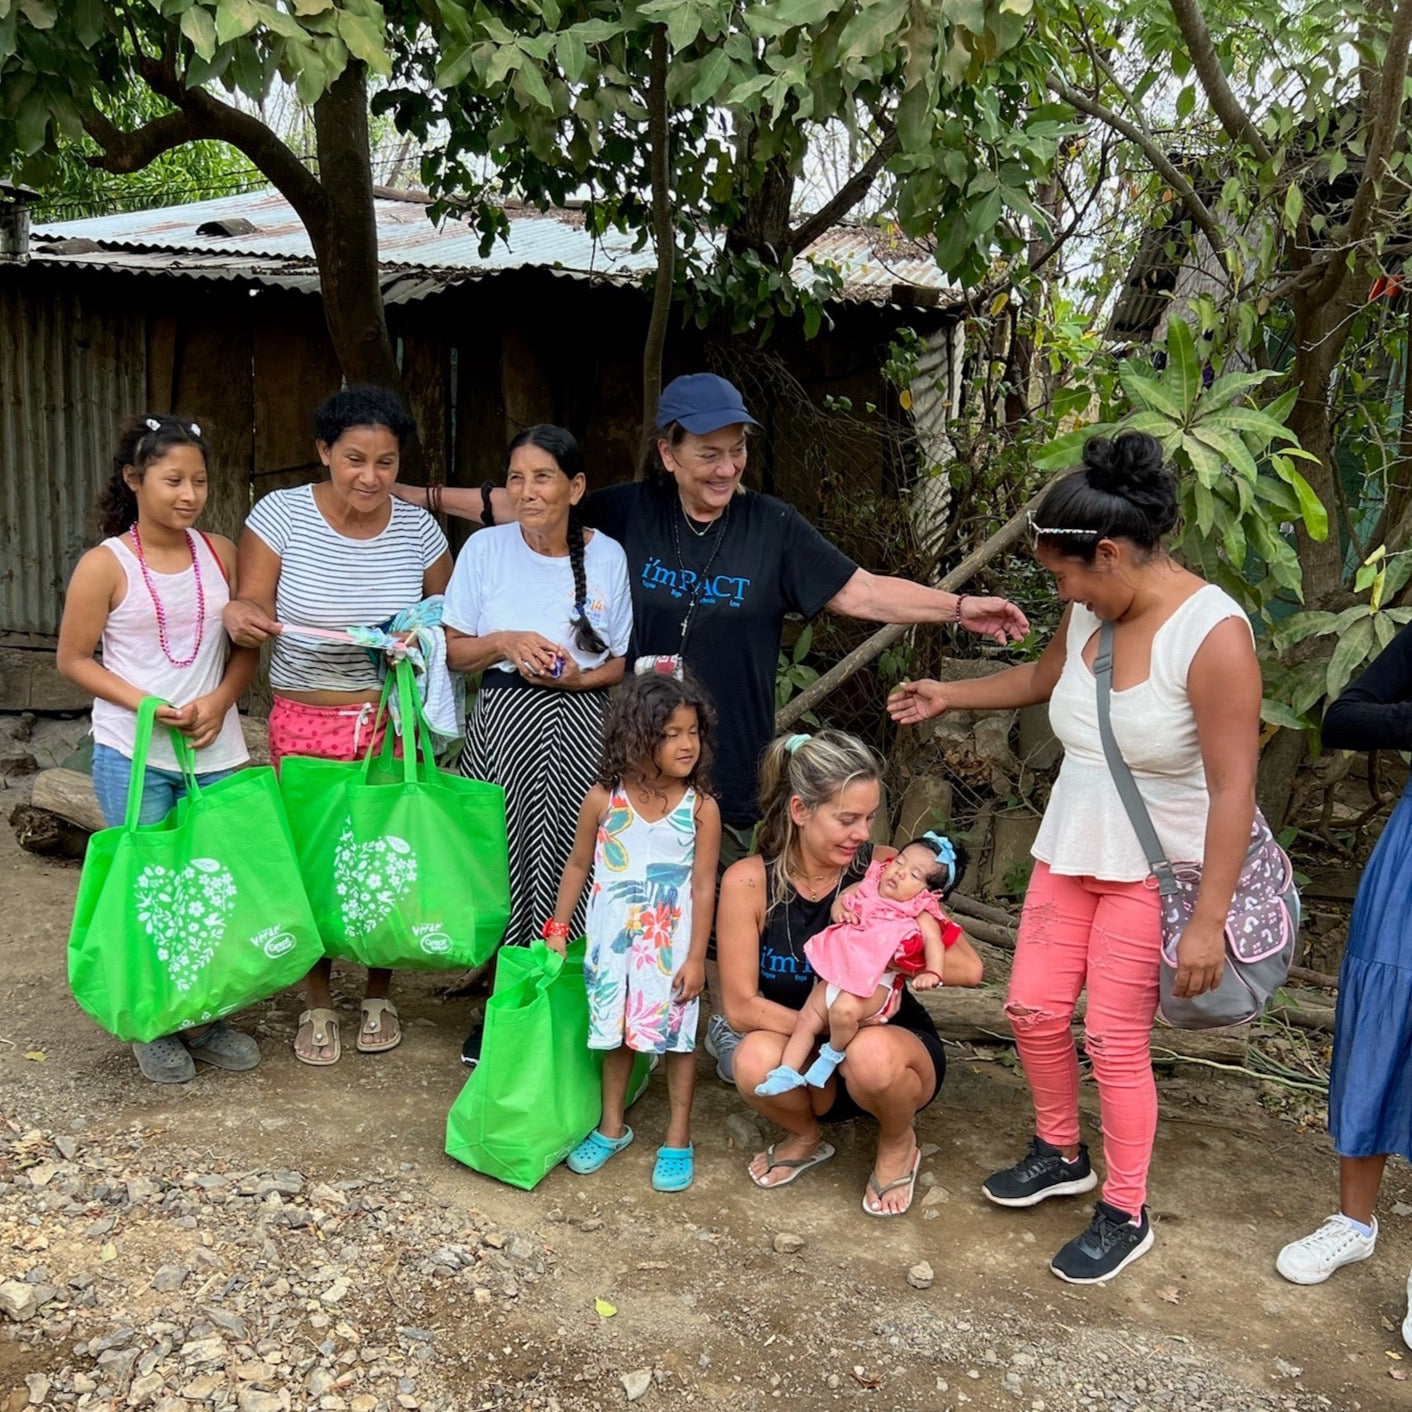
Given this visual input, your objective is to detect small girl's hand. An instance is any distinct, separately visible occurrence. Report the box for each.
[554,653,583,688]
[543,932,568,956]
[911,970,943,992]
[673,958,705,1003]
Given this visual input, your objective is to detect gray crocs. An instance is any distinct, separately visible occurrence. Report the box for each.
[183,1021,260,1071]
[132,1035,196,1084]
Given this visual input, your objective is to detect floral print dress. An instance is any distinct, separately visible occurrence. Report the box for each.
[584,782,698,1054]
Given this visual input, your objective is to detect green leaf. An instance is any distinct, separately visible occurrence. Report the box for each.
[1033,425,1103,471]
[72,0,107,46]
[1175,83,1195,120]
[1287,467,1330,540]
[1196,406,1298,444]
[1189,424,1260,484]
[1179,432,1225,488]
[1261,697,1310,731]
[337,9,390,72]
[1194,370,1280,415]
[1118,363,1183,419]
[1164,318,1199,414]
[180,4,218,61]
[689,47,731,107]
[1192,479,1216,535]
[1326,616,1374,700]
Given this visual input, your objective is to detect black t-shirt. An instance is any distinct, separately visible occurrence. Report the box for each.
[1322,622,1412,751]
[584,481,856,827]
[755,847,939,1040]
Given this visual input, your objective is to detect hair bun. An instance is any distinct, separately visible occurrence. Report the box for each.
[1082,432,1165,496]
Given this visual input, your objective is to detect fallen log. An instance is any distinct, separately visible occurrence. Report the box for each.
[917,986,1251,1063]
[1289,964,1338,990]
[30,766,106,834]
[8,800,90,859]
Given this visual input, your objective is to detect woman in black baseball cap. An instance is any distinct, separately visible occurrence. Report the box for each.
[400,372,1027,1069]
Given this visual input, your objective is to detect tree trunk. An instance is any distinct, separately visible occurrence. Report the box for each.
[310,64,401,392]
[641,25,674,445]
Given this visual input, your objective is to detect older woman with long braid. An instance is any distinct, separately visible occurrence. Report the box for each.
[443,426,633,1015]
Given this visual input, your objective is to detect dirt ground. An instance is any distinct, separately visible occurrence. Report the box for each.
[1,767,1409,1412]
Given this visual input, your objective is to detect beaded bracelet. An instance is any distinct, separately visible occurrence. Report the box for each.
[541,919,571,941]
[953,594,969,624]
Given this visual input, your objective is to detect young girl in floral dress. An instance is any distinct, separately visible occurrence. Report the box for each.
[544,669,721,1191]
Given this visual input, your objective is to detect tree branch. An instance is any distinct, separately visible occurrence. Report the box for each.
[1045,76,1229,264]
[776,476,1060,729]
[787,125,899,254]
[134,52,328,232]
[83,108,198,172]
[1167,0,1272,162]
[1308,0,1412,308]
[642,23,674,443]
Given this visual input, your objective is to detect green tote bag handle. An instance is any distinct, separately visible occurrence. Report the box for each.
[360,658,438,785]
[123,697,180,829]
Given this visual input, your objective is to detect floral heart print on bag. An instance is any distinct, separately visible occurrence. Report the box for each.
[332,823,418,940]
[134,859,238,991]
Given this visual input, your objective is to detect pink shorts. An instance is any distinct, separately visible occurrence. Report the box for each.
[267,696,398,773]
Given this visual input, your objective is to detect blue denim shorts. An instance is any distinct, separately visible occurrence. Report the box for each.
[92,743,240,828]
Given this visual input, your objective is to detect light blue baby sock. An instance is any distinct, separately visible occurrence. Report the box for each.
[804,1044,847,1088]
[755,1065,808,1097]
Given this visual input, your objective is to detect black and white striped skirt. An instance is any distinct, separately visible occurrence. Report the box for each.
[457,674,609,949]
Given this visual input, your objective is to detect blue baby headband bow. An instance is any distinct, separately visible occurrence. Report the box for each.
[785,733,811,754]
[922,831,956,870]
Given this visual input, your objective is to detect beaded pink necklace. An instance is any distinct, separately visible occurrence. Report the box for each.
[129,522,205,668]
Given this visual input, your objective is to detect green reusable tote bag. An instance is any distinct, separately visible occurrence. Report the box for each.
[279,661,511,969]
[68,699,324,1043]
[444,939,650,1190]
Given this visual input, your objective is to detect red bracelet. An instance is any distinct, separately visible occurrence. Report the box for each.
[541,919,570,941]
[916,969,943,984]
[954,594,968,625]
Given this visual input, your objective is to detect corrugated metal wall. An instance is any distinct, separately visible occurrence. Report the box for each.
[0,274,146,637]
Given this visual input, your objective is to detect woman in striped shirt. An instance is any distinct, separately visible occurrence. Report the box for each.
[224,385,452,1066]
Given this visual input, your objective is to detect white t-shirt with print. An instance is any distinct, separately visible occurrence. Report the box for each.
[442,523,632,671]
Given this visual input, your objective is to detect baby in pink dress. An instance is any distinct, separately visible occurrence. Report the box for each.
[756,833,967,1096]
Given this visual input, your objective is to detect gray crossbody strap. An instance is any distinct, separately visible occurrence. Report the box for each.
[1094,620,1180,897]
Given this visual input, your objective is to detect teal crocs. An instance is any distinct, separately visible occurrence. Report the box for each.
[652,1144,694,1192]
[566,1126,634,1174]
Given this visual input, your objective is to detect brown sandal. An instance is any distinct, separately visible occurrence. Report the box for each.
[357,998,401,1054]
[294,1008,341,1066]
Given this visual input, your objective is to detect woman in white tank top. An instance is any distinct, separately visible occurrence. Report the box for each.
[57,414,258,1086]
[889,431,1261,1285]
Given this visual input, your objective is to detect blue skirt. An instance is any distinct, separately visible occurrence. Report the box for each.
[1328,783,1412,1158]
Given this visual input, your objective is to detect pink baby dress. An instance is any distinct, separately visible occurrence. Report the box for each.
[804,858,957,998]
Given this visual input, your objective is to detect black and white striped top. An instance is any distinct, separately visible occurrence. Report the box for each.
[246,485,447,691]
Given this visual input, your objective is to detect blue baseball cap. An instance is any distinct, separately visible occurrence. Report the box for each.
[656,373,761,434]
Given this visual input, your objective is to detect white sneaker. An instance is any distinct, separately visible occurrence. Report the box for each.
[1403,1268,1412,1351]
[1276,1214,1378,1285]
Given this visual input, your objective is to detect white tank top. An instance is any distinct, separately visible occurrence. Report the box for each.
[91,533,249,774]
[1031,584,1250,881]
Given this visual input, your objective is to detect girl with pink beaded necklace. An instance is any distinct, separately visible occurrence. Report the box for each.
[57,414,260,1087]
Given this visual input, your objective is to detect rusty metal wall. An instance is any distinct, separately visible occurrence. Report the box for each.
[0,271,146,638]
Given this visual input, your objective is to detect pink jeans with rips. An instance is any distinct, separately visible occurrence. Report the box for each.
[1007,861,1162,1216]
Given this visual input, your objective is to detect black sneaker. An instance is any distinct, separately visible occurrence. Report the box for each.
[981,1137,1099,1208]
[460,1024,484,1070]
[1050,1201,1154,1284]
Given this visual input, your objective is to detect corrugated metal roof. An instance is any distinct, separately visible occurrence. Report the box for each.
[31,190,957,305]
